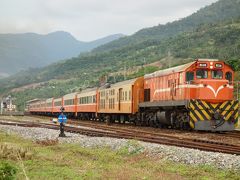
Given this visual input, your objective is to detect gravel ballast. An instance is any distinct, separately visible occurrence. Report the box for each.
[0,124,239,170]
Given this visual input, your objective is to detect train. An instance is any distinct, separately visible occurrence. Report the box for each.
[27,59,239,131]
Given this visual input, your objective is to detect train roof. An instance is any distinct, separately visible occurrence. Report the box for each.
[54,97,62,101]
[144,61,195,79]
[46,98,53,103]
[26,98,46,105]
[80,87,97,93]
[196,59,220,62]
[99,78,138,90]
[26,99,41,104]
[63,92,77,99]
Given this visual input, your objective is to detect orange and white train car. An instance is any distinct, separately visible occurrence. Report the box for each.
[76,88,97,119]
[45,98,53,115]
[27,99,46,114]
[52,97,63,114]
[97,77,144,122]
[62,93,77,116]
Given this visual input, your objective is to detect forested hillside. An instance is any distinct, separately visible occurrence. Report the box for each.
[0,0,239,110]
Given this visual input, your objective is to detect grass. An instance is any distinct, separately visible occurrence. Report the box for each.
[0,131,240,180]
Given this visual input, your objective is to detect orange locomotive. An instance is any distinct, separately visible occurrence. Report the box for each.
[139,59,238,131]
[27,59,239,131]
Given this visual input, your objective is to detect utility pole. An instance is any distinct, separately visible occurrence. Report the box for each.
[0,99,3,115]
[168,50,171,68]
[124,62,126,80]
[143,58,146,75]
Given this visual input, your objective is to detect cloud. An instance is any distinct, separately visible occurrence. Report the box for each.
[0,0,218,41]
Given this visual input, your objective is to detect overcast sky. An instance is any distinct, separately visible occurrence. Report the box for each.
[0,0,218,41]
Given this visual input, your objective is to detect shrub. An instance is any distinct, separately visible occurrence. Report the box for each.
[0,161,17,180]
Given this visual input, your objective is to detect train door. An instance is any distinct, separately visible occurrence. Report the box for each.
[144,89,150,102]
[170,81,174,100]
[179,72,183,99]
[118,88,123,111]
[170,78,177,100]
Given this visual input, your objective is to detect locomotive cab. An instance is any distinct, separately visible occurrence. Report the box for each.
[186,60,234,103]
[186,59,238,131]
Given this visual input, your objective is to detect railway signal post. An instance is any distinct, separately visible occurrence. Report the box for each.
[58,107,67,137]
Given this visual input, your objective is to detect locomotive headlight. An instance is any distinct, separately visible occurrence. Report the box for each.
[199,63,207,67]
[215,63,222,68]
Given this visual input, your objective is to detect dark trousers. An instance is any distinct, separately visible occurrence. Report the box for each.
[59,122,66,137]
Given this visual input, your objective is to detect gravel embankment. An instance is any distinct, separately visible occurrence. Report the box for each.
[0,125,239,170]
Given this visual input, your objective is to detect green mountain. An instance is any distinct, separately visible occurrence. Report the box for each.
[0,0,240,110]
[94,0,240,52]
[0,31,124,75]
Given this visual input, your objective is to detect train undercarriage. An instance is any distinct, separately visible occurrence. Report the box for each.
[137,99,238,131]
[29,99,238,132]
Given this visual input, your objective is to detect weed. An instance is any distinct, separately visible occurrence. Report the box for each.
[35,139,59,146]
[0,143,34,160]
[0,161,17,180]
[118,140,145,156]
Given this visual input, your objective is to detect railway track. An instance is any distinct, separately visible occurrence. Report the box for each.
[0,119,240,155]
[224,130,240,139]
[68,119,240,140]
[26,115,240,139]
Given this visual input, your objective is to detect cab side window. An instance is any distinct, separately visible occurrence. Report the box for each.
[196,69,208,79]
[225,72,232,84]
[186,71,194,83]
[211,70,223,79]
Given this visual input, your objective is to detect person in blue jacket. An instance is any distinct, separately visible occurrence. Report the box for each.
[58,107,67,137]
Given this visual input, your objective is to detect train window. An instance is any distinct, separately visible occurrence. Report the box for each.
[125,91,127,101]
[225,72,232,84]
[93,95,96,103]
[186,72,194,82]
[211,70,223,79]
[129,91,131,100]
[113,98,115,109]
[54,101,61,106]
[196,69,208,79]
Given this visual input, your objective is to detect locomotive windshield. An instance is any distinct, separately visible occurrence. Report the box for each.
[196,69,208,79]
[186,71,194,82]
[211,70,223,79]
[225,72,232,83]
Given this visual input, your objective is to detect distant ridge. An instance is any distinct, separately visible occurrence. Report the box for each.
[0,31,124,75]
